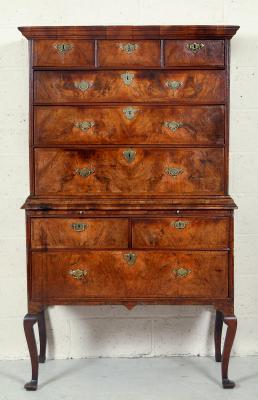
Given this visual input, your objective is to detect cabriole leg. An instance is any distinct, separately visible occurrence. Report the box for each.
[214,310,223,362]
[221,315,237,389]
[23,313,39,391]
[38,309,47,363]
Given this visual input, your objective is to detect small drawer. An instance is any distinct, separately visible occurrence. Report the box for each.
[165,40,224,67]
[34,70,225,104]
[33,40,95,67]
[31,250,228,300]
[31,218,128,249]
[98,40,161,67]
[132,217,230,249]
[34,105,224,146]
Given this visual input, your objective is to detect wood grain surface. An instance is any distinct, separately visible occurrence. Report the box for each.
[34,147,225,196]
[34,105,225,145]
[34,70,225,103]
[31,217,128,249]
[31,250,228,299]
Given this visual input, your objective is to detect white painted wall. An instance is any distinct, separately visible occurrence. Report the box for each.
[0,0,258,360]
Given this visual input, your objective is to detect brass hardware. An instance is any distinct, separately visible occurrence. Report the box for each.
[71,223,88,232]
[123,148,136,163]
[54,43,73,54]
[172,221,188,230]
[123,106,138,120]
[165,80,183,90]
[186,42,205,53]
[74,80,93,91]
[121,72,134,86]
[74,121,95,132]
[165,167,183,177]
[69,269,87,280]
[119,43,139,54]
[75,167,95,177]
[164,121,183,132]
[123,252,137,266]
[173,267,191,277]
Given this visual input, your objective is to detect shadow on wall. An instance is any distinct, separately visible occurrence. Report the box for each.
[44,305,215,359]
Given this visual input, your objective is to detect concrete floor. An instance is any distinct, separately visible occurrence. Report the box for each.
[0,356,258,400]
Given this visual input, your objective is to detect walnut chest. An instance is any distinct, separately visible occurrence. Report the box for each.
[19,25,239,390]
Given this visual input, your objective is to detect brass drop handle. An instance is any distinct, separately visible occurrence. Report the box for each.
[74,80,93,91]
[74,121,95,132]
[164,121,183,132]
[186,42,205,53]
[69,269,87,280]
[75,167,95,177]
[172,221,188,230]
[71,223,89,232]
[119,43,139,54]
[173,267,191,278]
[54,43,73,54]
[165,80,183,90]
[165,167,183,177]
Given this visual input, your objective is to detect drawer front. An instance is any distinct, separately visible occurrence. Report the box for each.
[31,218,128,249]
[34,70,225,103]
[165,40,224,67]
[34,148,224,196]
[34,105,224,146]
[33,40,95,66]
[132,217,229,249]
[98,40,160,67]
[31,251,228,300]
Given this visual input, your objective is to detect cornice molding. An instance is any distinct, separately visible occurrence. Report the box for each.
[18,25,240,40]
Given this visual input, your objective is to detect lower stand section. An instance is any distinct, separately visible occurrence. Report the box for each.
[24,306,237,390]
[23,310,47,390]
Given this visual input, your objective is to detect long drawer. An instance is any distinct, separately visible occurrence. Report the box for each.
[132,216,230,249]
[34,105,224,146]
[31,217,128,249]
[34,70,225,103]
[34,148,224,196]
[31,251,228,300]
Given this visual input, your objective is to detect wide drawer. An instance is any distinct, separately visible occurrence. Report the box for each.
[34,70,225,103]
[132,216,229,249]
[34,148,224,196]
[31,218,128,249]
[165,40,224,67]
[98,40,160,67]
[34,105,224,146]
[33,39,95,66]
[31,251,228,300]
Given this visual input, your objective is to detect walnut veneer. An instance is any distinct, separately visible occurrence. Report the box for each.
[19,25,239,390]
